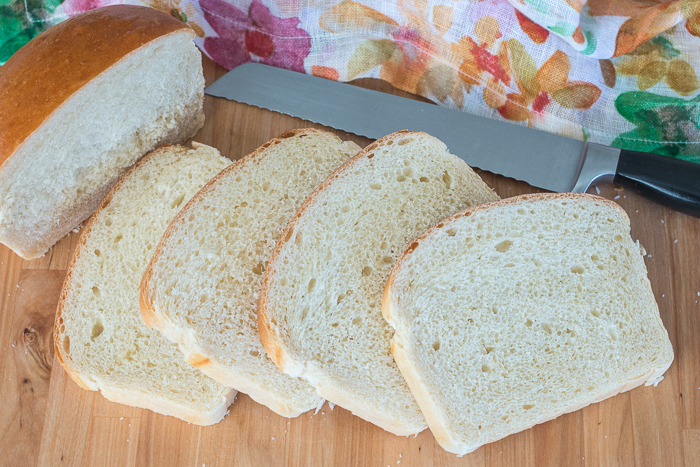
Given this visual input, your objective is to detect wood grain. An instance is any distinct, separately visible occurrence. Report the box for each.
[0,55,697,466]
[0,268,64,466]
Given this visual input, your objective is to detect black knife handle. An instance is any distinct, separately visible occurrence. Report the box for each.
[613,149,700,218]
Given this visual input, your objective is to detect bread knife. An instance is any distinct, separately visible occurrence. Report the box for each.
[205,62,700,218]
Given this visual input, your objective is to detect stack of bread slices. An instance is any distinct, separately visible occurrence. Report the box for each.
[3,5,674,454]
[53,127,674,454]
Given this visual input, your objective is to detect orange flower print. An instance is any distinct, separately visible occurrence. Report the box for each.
[613,36,699,96]
[496,42,601,126]
[682,0,700,37]
[320,0,470,106]
[514,10,549,44]
[381,24,442,94]
[451,15,511,108]
[587,0,690,57]
[311,65,340,81]
[378,0,458,100]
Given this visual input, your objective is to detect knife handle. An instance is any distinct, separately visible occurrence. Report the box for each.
[613,149,700,218]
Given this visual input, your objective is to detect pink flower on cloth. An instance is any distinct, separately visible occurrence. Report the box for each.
[200,0,311,71]
[63,0,122,17]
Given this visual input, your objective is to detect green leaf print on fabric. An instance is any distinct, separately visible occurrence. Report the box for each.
[0,9,24,37]
[582,127,591,141]
[0,28,37,63]
[613,91,700,160]
[547,22,576,37]
[347,39,396,80]
[0,0,66,64]
[0,7,42,64]
[582,30,596,55]
[524,0,549,15]
[651,36,681,60]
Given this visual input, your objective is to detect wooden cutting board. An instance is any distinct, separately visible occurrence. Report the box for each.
[1,56,698,467]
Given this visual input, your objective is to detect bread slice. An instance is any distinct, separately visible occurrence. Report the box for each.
[54,143,236,425]
[383,193,675,454]
[0,6,205,259]
[140,129,360,417]
[258,131,499,435]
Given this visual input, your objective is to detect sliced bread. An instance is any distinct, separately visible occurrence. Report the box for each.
[54,143,235,425]
[0,6,205,259]
[383,193,675,454]
[258,131,499,435]
[140,129,360,417]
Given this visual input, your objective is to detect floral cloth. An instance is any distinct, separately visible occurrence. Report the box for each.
[2,0,700,160]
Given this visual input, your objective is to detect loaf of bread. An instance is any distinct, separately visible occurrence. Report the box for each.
[0,5,205,259]
[54,144,235,425]
[141,129,360,417]
[258,131,499,435]
[383,193,674,454]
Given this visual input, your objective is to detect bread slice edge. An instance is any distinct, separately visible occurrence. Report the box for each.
[382,192,675,454]
[258,130,466,436]
[141,273,317,418]
[305,363,426,436]
[140,129,343,417]
[257,131,416,375]
[54,144,236,426]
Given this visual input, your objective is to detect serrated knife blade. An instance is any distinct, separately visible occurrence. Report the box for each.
[204,63,621,195]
